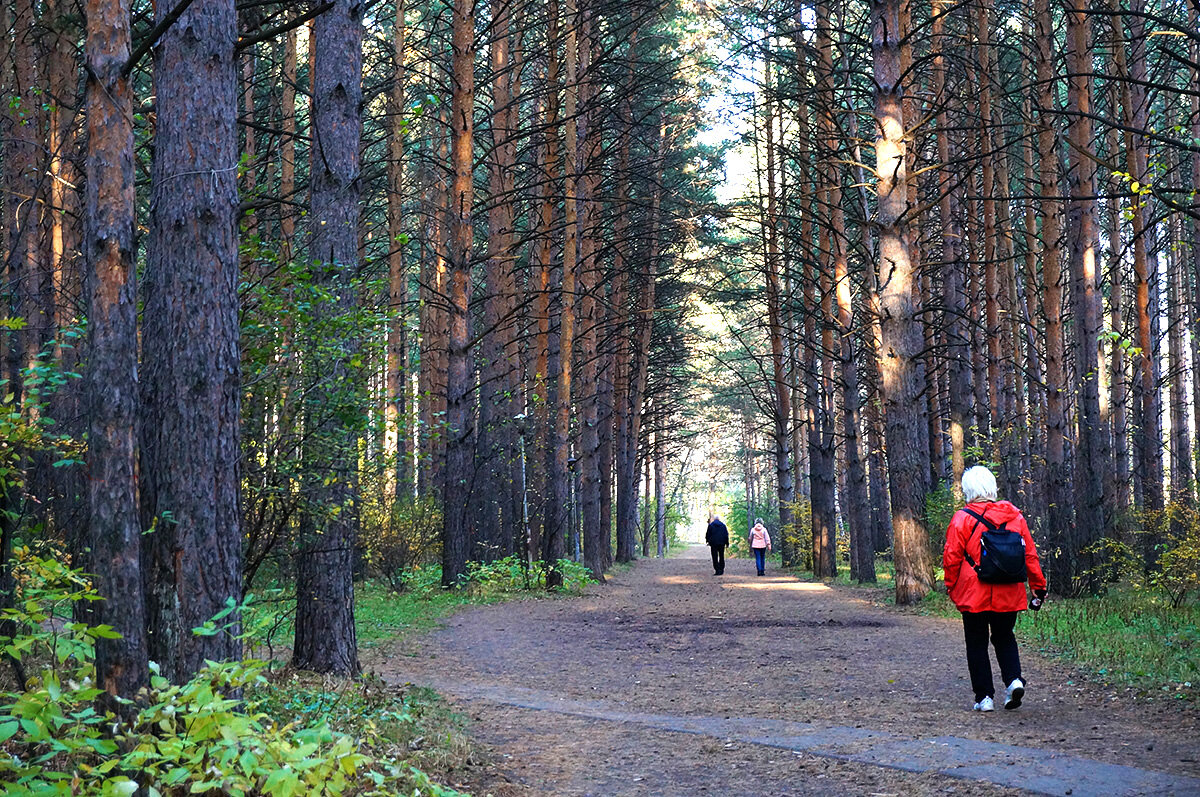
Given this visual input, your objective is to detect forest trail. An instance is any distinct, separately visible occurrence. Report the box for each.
[376,548,1200,796]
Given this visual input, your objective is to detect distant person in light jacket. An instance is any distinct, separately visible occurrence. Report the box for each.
[944,465,1047,713]
[749,518,772,576]
[705,514,729,575]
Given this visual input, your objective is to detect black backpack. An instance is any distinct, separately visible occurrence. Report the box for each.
[961,508,1028,584]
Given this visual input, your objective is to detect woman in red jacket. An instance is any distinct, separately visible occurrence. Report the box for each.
[944,466,1047,712]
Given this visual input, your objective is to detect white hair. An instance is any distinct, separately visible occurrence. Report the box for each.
[962,465,998,503]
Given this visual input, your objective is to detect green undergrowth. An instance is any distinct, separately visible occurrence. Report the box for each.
[0,553,468,796]
[1016,589,1198,699]
[242,556,597,656]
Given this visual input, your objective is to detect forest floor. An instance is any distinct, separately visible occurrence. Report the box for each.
[372,546,1200,796]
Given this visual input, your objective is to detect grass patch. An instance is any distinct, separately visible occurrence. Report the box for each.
[355,577,476,649]
[1016,589,1198,698]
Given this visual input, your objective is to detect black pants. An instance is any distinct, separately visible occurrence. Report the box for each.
[962,611,1021,701]
[710,544,725,574]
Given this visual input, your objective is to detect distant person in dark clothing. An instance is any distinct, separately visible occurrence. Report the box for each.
[706,514,729,575]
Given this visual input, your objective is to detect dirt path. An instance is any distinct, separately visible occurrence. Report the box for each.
[376,547,1200,796]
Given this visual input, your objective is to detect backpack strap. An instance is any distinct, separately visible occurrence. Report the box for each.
[960,507,997,571]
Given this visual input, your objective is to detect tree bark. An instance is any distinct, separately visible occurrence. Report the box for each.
[871,0,933,604]
[1064,0,1107,592]
[385,0,409,500]
[292,0,363,674]
[84,0,148,701]
[1112,0,1164,569]
[442,0,476,587]
[141,0,242,682]
[1035,0,1071,591]
[761,53,798,575]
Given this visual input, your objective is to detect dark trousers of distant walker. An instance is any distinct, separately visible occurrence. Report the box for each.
[752,547,766,576]
[710,545,726,575]
[962,611,1021,701]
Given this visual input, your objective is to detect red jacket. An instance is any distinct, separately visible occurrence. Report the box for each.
[943,500,1047,613]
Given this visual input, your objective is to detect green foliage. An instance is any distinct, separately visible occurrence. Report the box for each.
[362,493,443,593]
[466,556,594,597]
[353,577,471,650]
[1017,589,1198,699]
[924,482,957,557]
[0,325,84,528]
[0,554,463,796]
[1088,501,1200,608]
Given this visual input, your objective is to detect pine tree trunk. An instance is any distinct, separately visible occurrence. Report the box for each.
[442,0,477,587]
[575,5,605,580]
[612,48,638,564]
[872,0,933,604]
[84,0,147,701]
[1112,0,1164,568]
[292,0,363,674]
[280,28,297,261]
[141,0,242,682]
[385,0,408,501]
[935,0,968,499]
[761,54,798,576]
[1064,0,1107,593]
[1035,0,1072,591]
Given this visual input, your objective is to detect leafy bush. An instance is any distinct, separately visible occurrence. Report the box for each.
[1088,501,1200,608]
[466,555,594,596]
[362,494,443,593]
[924,482,957,558]
[0,552,462,796]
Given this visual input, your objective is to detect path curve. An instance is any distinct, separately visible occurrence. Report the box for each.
[377,547,1200,796]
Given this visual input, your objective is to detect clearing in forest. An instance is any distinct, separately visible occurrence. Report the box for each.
[378,547,1200,797]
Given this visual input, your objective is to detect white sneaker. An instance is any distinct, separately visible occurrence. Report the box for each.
[973,696,995,712]
[1004,679,1025,710]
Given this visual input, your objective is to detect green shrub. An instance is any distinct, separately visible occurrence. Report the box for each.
[362,494,443,593]
[0,552,463,796]
[466,556,594,596]
[924,482,957,557]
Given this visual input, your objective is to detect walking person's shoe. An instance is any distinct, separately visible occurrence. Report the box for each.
[972,696,995,712]
[1004,679,1025,710]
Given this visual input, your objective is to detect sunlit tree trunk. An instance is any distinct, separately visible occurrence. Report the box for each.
[872,0,933,604]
